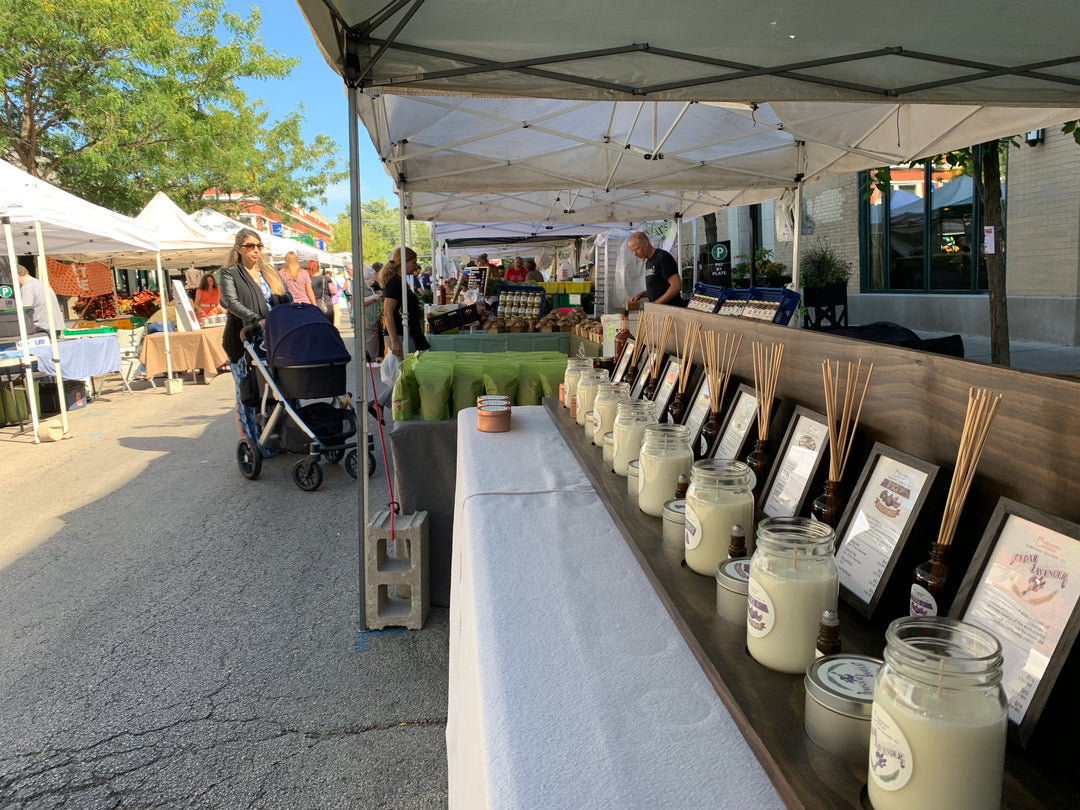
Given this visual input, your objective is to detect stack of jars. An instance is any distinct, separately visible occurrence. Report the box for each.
[591,381,631,446]
[575,368,609,429]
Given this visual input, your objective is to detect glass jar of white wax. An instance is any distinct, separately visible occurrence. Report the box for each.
[626,459,640,503]
[612,399,658,476]
[602,431,615,466]
[746,517,838,674]
[563,358,592,411]
[638,423,693,517]
[592,382,631,446]
[868,616,1007,810]
[575,369,609,428]
[684,460,756,577]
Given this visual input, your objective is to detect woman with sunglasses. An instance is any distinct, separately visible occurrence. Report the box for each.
[220,228,292,451]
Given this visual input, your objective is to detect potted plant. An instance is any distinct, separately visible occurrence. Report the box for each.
[731,248,789,288]
[800,239,851,308]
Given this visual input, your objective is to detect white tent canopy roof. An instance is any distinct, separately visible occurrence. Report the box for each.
[357,94,1080,224]
[297,1,1080,106]
[109,192,235,269]
[0,159,159,259]
[190,207,340,266]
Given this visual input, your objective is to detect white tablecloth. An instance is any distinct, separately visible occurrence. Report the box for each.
[448,405,783,810]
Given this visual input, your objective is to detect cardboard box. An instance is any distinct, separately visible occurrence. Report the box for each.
[38,380,88,415]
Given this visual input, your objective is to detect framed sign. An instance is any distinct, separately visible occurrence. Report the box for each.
[709,383,758,462]
[651,356,682,421]
[612,338,635,383]
[760,407,830,520]
[951,498,1080,747]
[835,444,939,619]
[682,376,712,454]
[172,279,200,331]
[630,350,662,400]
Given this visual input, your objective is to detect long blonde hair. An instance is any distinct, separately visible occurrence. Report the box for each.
[283,251,302,280]
[379,246,417,287]
[227,227,286,297]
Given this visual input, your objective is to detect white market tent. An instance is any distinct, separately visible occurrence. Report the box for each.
[190,206,341,268]
[0,159,159,441]
[110,192,233,270]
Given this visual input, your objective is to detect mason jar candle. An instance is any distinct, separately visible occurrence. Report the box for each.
[593,381,631,446]
[638,423,693,517]
[575,369,608,428]
[612,399,658,476]
[602,431,615,466]
[684,460,756,577]
[868,616,1008,810]
[563,358,592,410]
[747,517,838,674]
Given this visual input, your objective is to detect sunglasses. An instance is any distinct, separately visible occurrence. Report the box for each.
[240,242,264,250]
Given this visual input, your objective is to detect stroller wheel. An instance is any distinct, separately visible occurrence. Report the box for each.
[367,451,376,477]
[325,448,345,464]
[344,449,359,479]
[293,459,323,491]
[237,438,262,480]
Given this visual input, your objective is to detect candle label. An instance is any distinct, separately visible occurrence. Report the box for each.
[820,657,880,700]
[869,705,913,791]
[909,583,938,616]
[685,508,703,550]
[746,577,775,637]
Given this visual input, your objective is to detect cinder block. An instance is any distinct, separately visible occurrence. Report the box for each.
[364,510,429,630]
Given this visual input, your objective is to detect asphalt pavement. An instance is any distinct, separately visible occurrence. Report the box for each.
[0,320,448,809]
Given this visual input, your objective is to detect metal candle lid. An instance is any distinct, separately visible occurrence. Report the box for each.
[602,431,614,446]
[715,558,751,595]
[626,459,640,478]
[804,654,882,719]
[662,498,686,523]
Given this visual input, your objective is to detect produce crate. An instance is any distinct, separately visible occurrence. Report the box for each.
[426,303,481,334]
[686,282,729,314]
[742,286,802,325]
[716,289,751,318]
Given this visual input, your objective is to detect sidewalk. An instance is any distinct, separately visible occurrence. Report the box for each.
[919,330,1080,376]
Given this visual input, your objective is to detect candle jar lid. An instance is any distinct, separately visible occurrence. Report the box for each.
[715,557,751,595]
[627,459,640,478]
[805,654,882,720]
[662,498,686,523]
[602,431,614,447]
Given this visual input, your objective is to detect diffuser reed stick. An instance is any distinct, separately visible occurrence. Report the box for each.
[821,359,875,483]
[650,316,675,378]
[936,387,1004,549]
[677,323,701,395]
[628,312,651,371]
[703,331,742,415]
[751,341,785,441]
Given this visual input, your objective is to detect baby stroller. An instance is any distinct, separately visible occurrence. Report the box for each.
[236,302,374,491]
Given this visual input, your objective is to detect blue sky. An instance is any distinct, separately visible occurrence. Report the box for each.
[226,1,397,219]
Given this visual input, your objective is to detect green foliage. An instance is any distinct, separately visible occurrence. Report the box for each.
[731,248,788,283]
[330,199,431,267]
[0,0,345,215]
[799,239,851,288]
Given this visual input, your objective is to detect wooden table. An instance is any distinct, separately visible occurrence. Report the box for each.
[139,326,229,384]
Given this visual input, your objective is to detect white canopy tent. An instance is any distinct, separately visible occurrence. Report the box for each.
[110,192,234,270]
[296,1,1080,107]
[0,159,159,441]
[190,207,334,266]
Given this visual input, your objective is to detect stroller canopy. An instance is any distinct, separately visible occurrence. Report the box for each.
[264,303,352,368]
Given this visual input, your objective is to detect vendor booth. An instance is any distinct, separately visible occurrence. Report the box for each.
[297,2,1080,806]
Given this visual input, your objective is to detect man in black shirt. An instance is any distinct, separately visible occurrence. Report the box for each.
[627,231,683,306]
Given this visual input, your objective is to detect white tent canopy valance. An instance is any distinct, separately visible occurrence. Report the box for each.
[110,192,234,270]
[190,207,339,267]
[355,94,1080,226]
[297,1,1080,107]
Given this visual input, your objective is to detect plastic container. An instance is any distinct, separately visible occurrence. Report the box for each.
[715,558,751,624]
[637,423,692,517]
[804,654,882,761]
[684,460,756,576]
[868,617,1008,810]
[661,499,686,549]
[612,399,657,476]
[747,517,838,674]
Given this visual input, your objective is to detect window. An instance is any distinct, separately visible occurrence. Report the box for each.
[860,146,998,293]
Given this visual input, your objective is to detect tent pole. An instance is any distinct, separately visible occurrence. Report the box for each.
[156,254,173,384]
[2,217,41,442]
[348,83,369,631]
[33,223,69,437]
[792,182,803,293]
[397,185,410,355]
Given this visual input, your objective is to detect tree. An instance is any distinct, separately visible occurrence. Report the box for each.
[0,0,344,216]
[331,198,431,268]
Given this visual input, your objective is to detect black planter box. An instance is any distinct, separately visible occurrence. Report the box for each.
[39,380,89,415]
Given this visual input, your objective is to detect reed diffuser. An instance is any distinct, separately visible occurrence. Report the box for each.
[667,323,701,424]
[812,359,874,528]
[747,341,785,501]
[910,387,1004,617]
[698,330,742,458]
[624,312,652,390]
[643,315,674,400]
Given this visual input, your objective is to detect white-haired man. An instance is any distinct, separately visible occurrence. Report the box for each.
[627,232,683,306]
